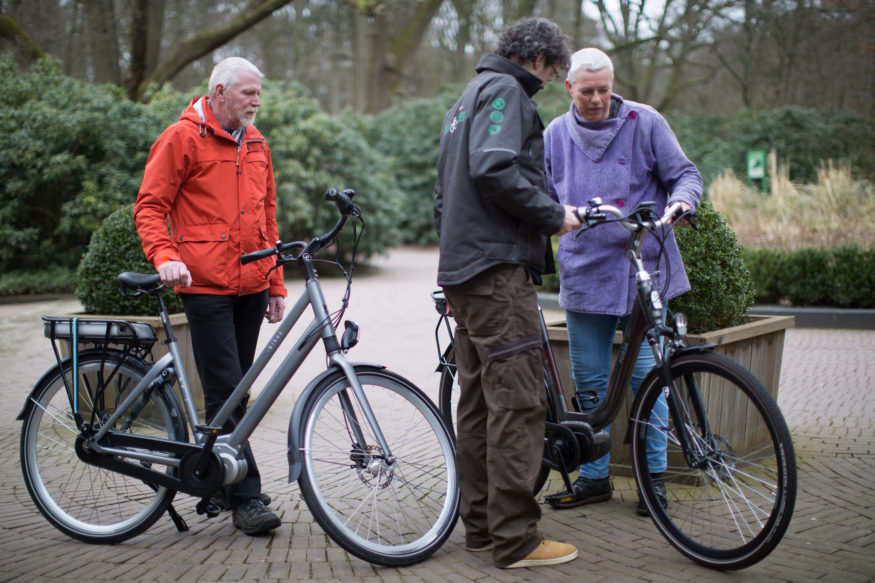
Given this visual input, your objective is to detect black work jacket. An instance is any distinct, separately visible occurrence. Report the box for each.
[434,54,565,286]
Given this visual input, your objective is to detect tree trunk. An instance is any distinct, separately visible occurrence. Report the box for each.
[135,0,293,101]
[0,14,45,65]
[82,0,121,84]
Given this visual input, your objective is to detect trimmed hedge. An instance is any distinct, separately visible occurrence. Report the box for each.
[744,246,875,308]
[76,203,183,316]
[670,202,756,333]
[542,203,757,334]
[0,266,77,296]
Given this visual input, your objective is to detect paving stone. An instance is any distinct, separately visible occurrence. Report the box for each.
[1,248,872,582]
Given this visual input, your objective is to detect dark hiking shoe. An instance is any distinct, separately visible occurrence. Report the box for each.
[637,474,668,516]
[210,491,271,511]
[545,476,612,509]
[232,497,281,535]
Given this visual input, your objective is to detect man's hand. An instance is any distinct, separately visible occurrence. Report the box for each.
[158,260,192,287]
[266,296,285,323]
[666,202,693,226]
[554,205,583,236]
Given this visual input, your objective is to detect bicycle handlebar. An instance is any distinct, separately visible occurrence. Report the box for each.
[574,198,692,237]
[240,188,361,266]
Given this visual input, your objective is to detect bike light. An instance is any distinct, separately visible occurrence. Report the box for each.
[673,312,688,336]
[341,320,359,352]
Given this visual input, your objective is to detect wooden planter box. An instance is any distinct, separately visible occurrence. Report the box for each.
[545,314,795,474]
[58,312,204,416]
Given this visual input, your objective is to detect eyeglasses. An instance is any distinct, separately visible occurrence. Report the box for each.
[548,64,561,83]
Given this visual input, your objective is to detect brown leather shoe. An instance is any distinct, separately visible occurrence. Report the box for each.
[504,540,578,568]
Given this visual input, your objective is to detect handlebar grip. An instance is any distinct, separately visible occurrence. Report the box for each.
[323,188,357,215]
[240,246,276,265]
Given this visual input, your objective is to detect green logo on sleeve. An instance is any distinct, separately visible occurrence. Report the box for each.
[492,98,506,110]
[489,110,504,124]
[488,125,501,135]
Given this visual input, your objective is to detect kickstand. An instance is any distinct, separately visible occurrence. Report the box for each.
[166,503,189,532]
[142,480,189,531]
[553,444,575,493]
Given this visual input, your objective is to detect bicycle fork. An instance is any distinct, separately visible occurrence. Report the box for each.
[640,336,717,472]
[286,357,397,483]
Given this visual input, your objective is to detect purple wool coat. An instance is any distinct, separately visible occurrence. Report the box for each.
[544,96,703,316]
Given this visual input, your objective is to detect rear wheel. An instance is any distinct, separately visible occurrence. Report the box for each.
[20,351,187,543]
[631,351,796,570]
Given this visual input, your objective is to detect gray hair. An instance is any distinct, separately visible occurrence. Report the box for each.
[209,57,264,98]
[567,48,614,82]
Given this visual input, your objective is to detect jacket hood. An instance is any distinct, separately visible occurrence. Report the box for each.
[475,54,543,97]
[178,96,264,142]
[564,94,630,162]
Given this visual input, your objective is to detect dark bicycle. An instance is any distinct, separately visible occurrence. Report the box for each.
[432,199,796,571]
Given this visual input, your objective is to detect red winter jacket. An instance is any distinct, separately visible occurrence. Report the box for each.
[134,96,286,298]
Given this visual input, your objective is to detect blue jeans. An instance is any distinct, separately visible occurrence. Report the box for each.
[565,310,667,479]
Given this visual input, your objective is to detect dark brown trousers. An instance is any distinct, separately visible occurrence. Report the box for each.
[443,264,546,568]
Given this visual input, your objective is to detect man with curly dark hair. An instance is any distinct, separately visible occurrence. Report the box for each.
[434,17,580,569]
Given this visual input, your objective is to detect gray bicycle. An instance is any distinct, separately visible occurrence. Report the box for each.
[18,188,459,567]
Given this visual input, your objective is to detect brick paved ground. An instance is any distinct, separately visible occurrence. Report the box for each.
[1,247,872,583]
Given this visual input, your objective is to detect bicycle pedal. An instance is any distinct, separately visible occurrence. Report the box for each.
[196,496,221,518]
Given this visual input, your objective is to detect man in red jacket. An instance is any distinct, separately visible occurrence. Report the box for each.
[134,57,286,536]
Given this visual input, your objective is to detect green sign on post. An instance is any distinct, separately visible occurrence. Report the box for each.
[747,150,766,180]
[747,149,767,192]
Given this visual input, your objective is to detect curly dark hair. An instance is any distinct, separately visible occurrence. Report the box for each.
[496,17,571,70]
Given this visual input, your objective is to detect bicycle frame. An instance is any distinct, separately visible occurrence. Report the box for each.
[82,232,390,495]
[434,201,696,464]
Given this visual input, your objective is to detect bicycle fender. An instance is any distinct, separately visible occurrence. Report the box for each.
[15,349,150,421]
[16,363,69,421]
[286,362,388,483]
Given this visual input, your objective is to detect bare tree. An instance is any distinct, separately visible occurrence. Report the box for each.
[1,0,294,100]
[0,13,45,65]
[708,0,873,114]
[135,0,294,100]
[591,0,733,110]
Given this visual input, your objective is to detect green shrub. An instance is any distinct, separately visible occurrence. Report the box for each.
[671,107,875,186]
[76,204,183,315]
[365,92,459,246]
[742,247,786,304]
[830,246,875,308]
[0,55,170,273]
[745,245,875,308]
[0,266,77,296]
[670,202,756,333]
[261,89,404,258]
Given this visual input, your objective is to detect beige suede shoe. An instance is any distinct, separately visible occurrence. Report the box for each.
[504,540,578,568]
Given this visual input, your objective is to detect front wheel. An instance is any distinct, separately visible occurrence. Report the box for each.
[19,350,187,543]
[298,368,459,567]
[631,351,796,570]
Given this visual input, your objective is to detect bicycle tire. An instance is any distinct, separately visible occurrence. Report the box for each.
[297,368,459,567]
[631,351,796,570]
[20,350,187,543]
[438,347,551,495]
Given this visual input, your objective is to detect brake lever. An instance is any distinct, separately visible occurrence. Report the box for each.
[678,208,698,231]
